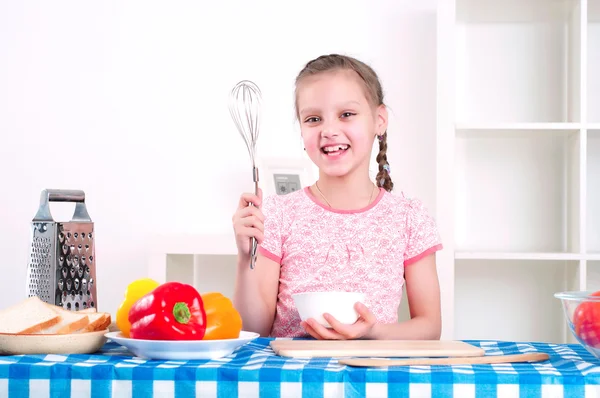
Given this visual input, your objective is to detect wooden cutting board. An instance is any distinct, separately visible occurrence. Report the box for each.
[270,339,485,358]
[338,353,550,367]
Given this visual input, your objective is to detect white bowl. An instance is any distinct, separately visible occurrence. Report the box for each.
[292,291,365,328]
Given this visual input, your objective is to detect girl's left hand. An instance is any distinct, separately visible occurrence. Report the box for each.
[300,302,377,340]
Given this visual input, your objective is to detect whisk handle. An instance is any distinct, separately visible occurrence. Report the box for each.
[250,238,258,269]
[249,166,260,269]
[253,166,259,185]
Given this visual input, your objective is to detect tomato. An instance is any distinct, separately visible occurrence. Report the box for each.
[573,291,600,348]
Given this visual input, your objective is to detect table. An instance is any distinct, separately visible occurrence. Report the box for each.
[1,337,600,397]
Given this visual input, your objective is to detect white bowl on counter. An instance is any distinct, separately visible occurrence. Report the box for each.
[292,291,365,328]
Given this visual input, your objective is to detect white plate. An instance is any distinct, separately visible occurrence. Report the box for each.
[105,331,260,360]
[0,329,108,356]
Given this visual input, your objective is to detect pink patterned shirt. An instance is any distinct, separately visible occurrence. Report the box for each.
[258,186,443,338]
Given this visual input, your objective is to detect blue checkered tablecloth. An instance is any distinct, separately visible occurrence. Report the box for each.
[1,337,600,397]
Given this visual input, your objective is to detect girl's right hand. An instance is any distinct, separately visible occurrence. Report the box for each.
[232,188,265,262]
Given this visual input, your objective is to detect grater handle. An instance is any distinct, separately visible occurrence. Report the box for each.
[33,189,92,222]
[46,189,86,203]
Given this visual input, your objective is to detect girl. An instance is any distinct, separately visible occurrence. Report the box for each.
[232,54,443,340]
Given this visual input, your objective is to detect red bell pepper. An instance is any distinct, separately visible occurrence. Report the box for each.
[128,282,207,340]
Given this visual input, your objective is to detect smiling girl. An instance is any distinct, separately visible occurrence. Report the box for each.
[232,54,443,340]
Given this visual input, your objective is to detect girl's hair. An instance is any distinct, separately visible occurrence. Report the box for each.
[294,54,393,192]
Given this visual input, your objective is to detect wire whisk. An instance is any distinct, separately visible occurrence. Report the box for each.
[229,80,262,269]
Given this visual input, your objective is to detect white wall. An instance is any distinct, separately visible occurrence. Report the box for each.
[0,0,438,320]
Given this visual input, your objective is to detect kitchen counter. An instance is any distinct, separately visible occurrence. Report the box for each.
[1,337,599,397]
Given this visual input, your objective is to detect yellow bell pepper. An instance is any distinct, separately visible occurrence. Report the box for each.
[201,292,243,340]
[116,278,160,338]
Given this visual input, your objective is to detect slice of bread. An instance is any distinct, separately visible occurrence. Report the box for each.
[76,307,97,314]
[73,312,111,333]
[0,296,61,334]
[36,305,90,334]
[0,297,111,335]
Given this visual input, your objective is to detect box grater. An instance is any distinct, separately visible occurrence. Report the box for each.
[26,189,98,311]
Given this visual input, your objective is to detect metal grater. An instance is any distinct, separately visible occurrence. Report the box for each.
[26,189,97,311]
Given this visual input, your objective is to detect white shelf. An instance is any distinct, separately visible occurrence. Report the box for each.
[146,233,238,290]
[454,259,579,344]
[164,253,238,299]
[590,1,600,122]
[455,0,582,124]
[455,123,581,132]
[436,0,596,343]
[457,0,580,23]
[455,128,581,253]
[146,233,237,256]
[588,261,600,292]
[589,129,600,252]
[455,252,583,261]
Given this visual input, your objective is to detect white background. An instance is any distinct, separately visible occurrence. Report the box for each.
[0,0,439,319]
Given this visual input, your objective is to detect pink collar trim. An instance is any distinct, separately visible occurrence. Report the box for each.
[303,186,385,214]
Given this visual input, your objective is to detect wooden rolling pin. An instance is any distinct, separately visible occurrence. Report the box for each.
[338,352,549,367]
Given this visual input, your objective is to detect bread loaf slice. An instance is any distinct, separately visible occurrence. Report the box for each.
[42,303,111,333]
[0,296,61,334]
[0,297,110,335]
[76,307,97,314]
[74,312,111,333]
[35,304,90,334]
